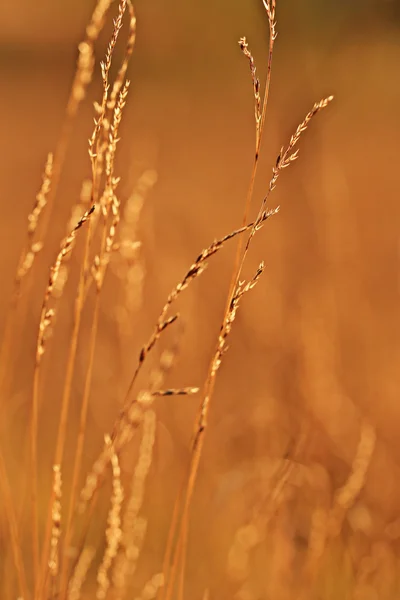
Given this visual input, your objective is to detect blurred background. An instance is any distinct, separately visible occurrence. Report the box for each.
[1,0,400,598]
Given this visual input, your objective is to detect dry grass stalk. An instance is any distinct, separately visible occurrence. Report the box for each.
[228,0,277,328]
[35,205,96,365]
[164,266,266,600]
[78,380,193,520]
[17,152,53,286]
[57,213,98,599]
[0,152,53,404]
[72,0,114,109]
[59,8,134,593]
[329,420,376,537]
[67,546,96,600]
[89,0,132,202]
[92,74,130,289]
[248,96,334,250]
[76,334,184,583]
[116,215,274,440]
[77,394,147,519]
[160,20,279,593]
[79,0,133,469]
[96,435,124,599]
[167,93,334,598]
[108,0,136,113]
[113,409,157,598]
[238,38,261,145]
[208,262,265,382]
[39,0,115,246]
[53,179,93,301]
[31,204,95,598]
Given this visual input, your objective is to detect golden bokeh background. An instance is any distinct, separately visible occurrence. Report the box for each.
[1,0,400,598]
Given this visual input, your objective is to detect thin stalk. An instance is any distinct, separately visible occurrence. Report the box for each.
[58,292,100,599]
[158,482,184,600]
[31,361,41,591]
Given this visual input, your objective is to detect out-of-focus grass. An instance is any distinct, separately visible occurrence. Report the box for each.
[1,0,400,598]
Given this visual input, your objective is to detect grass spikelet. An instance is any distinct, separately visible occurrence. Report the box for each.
[49,465,62,580]
[78,440,116,515]
[113,169,157,340]
[108,0,137,113]
[26,152,53,237]
[72,0,114,108]
[135,573,165,600]
[104,0,128,80]
[226,524,260,583]
[113,409,157,597]
[15,149,54,287]
[329,420,376,536]
[105,80,130,187]
[249,96,334,248]
[96,435,124,599]
[209,262,265,382]
[238,37,261,143]
[89,0,129,191]
[36,204,96,364]
[68,546,95,600]
[230,0,278,310]
[262,0,277,38]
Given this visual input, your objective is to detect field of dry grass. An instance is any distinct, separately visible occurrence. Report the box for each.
[1,0,400,598]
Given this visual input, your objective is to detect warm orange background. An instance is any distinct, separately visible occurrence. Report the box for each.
[1,1,400,598]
